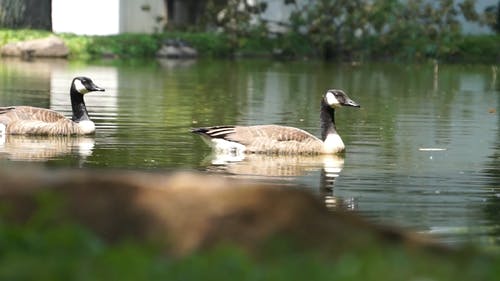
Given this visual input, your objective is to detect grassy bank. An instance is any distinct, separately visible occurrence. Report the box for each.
[1,209,498,281]
[1,29,499,63]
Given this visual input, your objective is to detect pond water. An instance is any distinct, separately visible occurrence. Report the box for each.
[0,58,499,248]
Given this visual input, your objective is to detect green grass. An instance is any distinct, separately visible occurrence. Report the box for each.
[0,29,233,59]
[0,29,52,45]
[1,218,499,281]
[0,192,500,281]
[0,28,499,62]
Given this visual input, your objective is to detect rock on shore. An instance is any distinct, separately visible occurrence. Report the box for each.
[1,36,69,58]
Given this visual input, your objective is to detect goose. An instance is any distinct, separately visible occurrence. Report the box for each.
[191,89,360,154]
[0,76,105,135]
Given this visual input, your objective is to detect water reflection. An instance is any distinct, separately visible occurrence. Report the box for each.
[157,58,197,69]
[482,76,500,247]
[201,152,353,209]
[204,153,341,177]
[0,135,95,161]
[0,58,499,247]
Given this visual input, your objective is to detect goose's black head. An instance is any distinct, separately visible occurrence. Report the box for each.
[71,76,105,95]
[323,89,360,108]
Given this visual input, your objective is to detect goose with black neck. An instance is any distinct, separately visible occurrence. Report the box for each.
[192,89,360,155]
[0,76,105,135]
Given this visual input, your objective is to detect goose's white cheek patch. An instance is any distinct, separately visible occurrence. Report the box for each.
[326,92,340,107]
[74,80,89,94]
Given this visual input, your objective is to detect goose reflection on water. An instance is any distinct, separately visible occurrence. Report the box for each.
[0,134,95,162]
[201,152,356,210]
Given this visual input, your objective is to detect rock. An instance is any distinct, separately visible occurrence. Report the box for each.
[0,168,449,256]
[1,36,69,58]
[156,39,197,59]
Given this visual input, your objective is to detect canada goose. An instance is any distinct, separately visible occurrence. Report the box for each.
[192,89,360,154]
[0,76,105,135]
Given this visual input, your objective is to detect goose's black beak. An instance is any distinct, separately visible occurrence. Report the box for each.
[344,98,360,108]
[90,83,105,92]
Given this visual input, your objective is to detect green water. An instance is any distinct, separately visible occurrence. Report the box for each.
[0,57,499,247]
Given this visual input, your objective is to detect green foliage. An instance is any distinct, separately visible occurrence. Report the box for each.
[289,0,375,59]
[86,33,161,59]
[273,32,316,58]
[202,0,268,48]
[456,35,500,62]
[484,2,500,33]
[58,34,95,60]
[188,0,495,61]
[0,28,51,46]
[384,0,468,59]
[161,31,233,57]
[286,0,484,60]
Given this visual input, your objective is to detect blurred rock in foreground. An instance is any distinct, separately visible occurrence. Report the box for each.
[0,167,448,256]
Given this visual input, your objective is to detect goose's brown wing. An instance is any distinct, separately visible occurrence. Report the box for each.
[233,125,323,154]
[230,125,318,144]
[0,106,79,135]
[0,106,67,123]
[192,125,323,154]
[192,125,318,144]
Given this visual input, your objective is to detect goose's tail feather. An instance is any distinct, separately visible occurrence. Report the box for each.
[191,126,236,139]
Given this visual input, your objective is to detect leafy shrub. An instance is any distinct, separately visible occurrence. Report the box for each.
[161,31,233,57]
[456,35,500,62]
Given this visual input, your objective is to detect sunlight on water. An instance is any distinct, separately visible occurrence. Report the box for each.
[0,58,499,247]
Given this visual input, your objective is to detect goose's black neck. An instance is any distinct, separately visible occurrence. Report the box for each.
[320,99,337,141]
[70,86,89,122]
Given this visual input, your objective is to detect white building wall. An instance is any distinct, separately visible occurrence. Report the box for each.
[119,0,167,34]
[52,0,121,35]
[52,0,166,35]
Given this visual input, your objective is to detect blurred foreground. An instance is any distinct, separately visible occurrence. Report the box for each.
[0,167,498,280]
